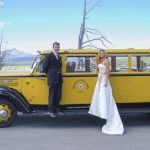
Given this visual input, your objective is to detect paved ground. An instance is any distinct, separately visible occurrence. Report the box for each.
[1,112,150,150]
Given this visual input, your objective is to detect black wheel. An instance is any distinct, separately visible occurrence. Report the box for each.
[0,99,17,128]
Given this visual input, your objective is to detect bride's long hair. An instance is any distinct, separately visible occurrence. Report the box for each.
[97,49,108,65]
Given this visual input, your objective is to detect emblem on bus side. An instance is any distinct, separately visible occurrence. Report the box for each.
[73,80,89,93]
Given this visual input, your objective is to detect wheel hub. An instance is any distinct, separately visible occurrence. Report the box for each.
[0,105,12,122]
[0,109,8,118]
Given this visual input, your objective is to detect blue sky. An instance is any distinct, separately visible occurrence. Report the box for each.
[0,0,150,52]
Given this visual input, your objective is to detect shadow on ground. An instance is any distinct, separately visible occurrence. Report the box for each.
[13,112,150,129]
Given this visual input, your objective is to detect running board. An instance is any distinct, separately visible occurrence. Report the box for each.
[22,108,150,115]
[119,108,150,114]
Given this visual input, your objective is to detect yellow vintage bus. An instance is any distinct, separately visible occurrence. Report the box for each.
[0,49,150,127]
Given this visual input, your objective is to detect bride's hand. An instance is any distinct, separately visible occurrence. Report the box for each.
[104,82,108,87]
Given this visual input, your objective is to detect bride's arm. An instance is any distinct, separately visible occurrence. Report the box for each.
[97,63,101,79]
[105,59,110,87]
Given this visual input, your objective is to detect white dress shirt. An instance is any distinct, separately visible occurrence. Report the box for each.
[53,51,59,60]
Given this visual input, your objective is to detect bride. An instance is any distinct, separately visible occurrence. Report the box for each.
[88,49,124,135]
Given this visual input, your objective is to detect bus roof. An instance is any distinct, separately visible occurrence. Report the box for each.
[42,49,150,55]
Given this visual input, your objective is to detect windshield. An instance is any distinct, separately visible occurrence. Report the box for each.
[0,58,36,73]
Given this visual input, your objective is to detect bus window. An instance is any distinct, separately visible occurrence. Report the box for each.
[140,56,150,72]
[131,56,141,72]
[116,56,128,72]
[66,56,97,73]
[110,56,128,72]
[132,56,150,72]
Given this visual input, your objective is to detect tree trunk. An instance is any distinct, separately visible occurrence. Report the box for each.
[78,0,87,49]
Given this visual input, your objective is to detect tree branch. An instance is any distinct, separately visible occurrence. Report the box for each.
[85,27,107,37]
[86,1,101,15]
[85,28,114,47]
[101,37,114,47]
[84,33,100,49]
[85,29,103,36]
[87,0,93,5]
[81,45,93,49]
[83,35,109,49]
[0,31,4,54]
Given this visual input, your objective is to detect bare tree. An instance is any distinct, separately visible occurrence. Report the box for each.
[78,0,113,49]
[0,32,12,69]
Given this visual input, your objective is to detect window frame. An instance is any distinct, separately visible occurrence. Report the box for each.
[108,54,130,74]
[131,54,150,74]
[64,54,98,76]
[64,54,131,75]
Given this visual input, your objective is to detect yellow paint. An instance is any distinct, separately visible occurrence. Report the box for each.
[0,49,150,106]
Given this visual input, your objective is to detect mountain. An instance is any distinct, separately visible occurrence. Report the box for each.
[4,49,36,62]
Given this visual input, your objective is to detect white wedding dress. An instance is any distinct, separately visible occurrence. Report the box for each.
[88,64,124,135]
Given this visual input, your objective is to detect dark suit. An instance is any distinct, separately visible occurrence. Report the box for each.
[43,52,63,113]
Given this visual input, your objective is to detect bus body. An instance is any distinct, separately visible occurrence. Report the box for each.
[0,49,150,127]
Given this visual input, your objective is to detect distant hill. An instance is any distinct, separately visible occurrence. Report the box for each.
[4,49,36,62]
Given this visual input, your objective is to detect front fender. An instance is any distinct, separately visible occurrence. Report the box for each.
[0,86,32,113]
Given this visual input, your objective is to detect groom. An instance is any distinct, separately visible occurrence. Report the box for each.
[43,42,63,117]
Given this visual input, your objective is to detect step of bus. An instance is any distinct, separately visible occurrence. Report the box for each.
[21,108,150,115]
[119,108,150,114]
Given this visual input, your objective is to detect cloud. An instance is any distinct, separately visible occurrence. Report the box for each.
[0,21,11,28]
[0,21,5,28]
[0,1,4,6]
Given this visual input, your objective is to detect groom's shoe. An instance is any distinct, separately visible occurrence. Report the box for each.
[48,112,57,118]
[57,111,64,116]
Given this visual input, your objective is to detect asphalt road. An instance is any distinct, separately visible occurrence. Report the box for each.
[0,112,150,150]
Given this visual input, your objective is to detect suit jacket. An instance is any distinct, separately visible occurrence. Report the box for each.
[43,52,63,84]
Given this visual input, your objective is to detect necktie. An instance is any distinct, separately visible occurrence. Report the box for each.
[56,54,59,60]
